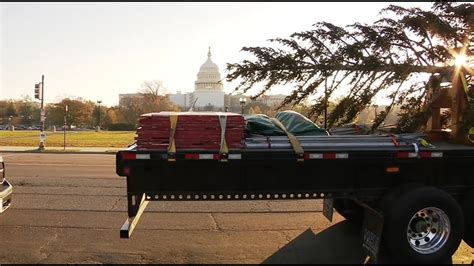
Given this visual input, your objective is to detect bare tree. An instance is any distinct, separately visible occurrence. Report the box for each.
[140,80,168,102]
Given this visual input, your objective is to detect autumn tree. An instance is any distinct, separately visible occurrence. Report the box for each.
[6,102,17,117]
[102,107,119,129]
[17,96,40,125]
[226,2,473,133]
[46,98,95,128]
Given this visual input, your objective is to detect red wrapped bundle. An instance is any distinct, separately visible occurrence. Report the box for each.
[136,112,245,151]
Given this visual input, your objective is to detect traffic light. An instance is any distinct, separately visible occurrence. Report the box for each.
[34,83,42,100]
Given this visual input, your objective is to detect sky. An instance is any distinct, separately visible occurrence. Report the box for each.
[1,2,433,107]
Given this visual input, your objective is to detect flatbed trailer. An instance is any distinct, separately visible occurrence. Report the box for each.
[116,136,474,263]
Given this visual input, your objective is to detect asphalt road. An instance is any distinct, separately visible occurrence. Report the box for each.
[0,153,472,264]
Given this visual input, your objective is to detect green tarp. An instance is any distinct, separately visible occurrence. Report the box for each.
[244,114,286,136]
[275,110,329,136]
[244,111,329,136]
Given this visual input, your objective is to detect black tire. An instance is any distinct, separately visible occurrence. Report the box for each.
[382,186,464,263]
[333,198,364,225]
[462,189,474,247]
[379,183,424,212]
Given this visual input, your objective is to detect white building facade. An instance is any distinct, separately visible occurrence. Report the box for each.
[168,47,225,111]
[166,48,286,112]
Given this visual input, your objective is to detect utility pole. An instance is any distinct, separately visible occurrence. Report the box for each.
[64,105,68,150]
[37,75,46,150]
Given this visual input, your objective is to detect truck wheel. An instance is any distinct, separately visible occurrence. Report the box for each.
[333,198,364,225]
[462,189,474,247]
[382,186,464,263]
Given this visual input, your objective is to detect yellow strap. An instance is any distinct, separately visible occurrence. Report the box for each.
[218,115,229,161]
[168,115,178,161]
[270,118,305,162]
[469,127,474,144]
[419,138,430,147]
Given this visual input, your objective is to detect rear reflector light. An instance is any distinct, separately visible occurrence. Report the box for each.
[136,154,150,160]
[121,153,150,160]
[397,152,443,158]
[123,167,131,176]
[184,154,199,160]
[199,154,214,160]
[418,152,432,158]
[323,153,336,159]
[397,152,416,158]
[386,167,400,173]
[305,153,348,159]
[121,152,136,160]
[229,154,242,160]
[184,154,231,160]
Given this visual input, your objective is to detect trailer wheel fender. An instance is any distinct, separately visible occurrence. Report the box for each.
[379,182,424,212]
[382,186,464,263]
[462,188,474,247]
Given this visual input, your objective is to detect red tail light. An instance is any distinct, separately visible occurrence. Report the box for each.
[123,166,131,176]
[121,152,136,161]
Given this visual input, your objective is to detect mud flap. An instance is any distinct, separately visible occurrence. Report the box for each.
[323,198,334,222]
[362,207,384,263]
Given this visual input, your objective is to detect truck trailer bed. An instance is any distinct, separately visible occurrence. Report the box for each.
[117,140,474,202]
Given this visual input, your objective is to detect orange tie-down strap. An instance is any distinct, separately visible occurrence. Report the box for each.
[270,118,305,162]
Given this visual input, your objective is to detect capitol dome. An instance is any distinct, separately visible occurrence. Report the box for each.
[195,47,224,91]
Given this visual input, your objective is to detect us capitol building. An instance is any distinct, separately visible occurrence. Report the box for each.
[168,47,225,111]
[120,47,286,112]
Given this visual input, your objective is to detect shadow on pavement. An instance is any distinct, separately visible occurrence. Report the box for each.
[263,220,456,264]
[263,220,367,264]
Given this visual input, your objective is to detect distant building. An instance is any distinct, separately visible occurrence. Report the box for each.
[224,94,286,113]
[118,93,143,106]
[257,94,287,107]
[168,91,191,109]
[125,47,288,113]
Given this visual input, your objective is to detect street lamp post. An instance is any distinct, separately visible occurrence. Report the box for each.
[97,100,102,132]
[239,97,247,115]
[8,116,12,131]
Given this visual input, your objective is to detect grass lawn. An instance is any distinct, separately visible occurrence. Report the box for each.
[0,130,136,147]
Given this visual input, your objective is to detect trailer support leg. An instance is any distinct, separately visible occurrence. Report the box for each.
[120,193,149,238]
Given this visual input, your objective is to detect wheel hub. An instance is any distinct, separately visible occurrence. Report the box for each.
[406,207,450,254]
